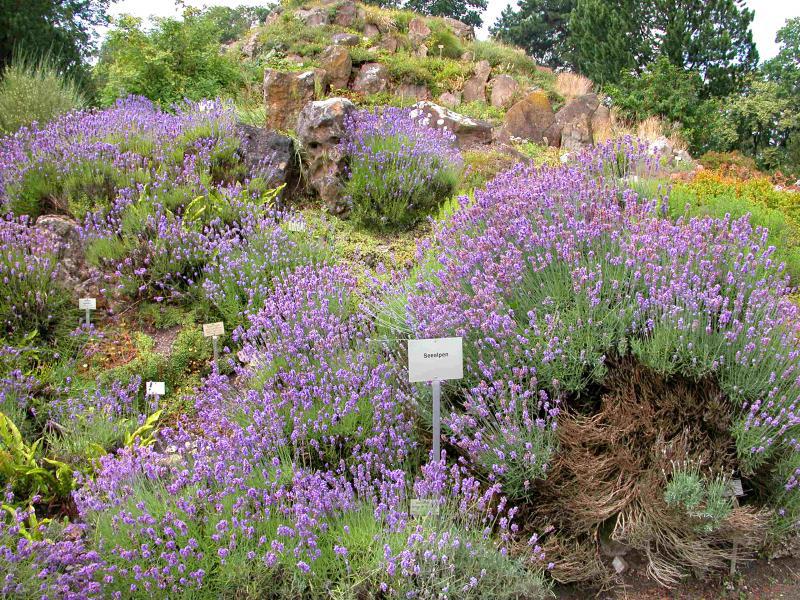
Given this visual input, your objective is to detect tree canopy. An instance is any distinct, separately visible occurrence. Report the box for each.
[489,0,575,68]
[0,0,112,88]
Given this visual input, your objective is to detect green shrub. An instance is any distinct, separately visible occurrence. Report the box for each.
[96,13,243,107]
[665,467,734,534]
[457,100,505,125]
[381,52,468,95]
[427,21,464,59]
[0,55,84,136]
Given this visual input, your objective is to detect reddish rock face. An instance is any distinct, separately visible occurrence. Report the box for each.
[408,17,431,45]
[462,60,492,104]
[395,83,431,102]
[500,91,558,145]
[320,46,352,92]
[333,1,358,27]
[263,69,323,131]
[490,75,519,109]
[352,63,389,94]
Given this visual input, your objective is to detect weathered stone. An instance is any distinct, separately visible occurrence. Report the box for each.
[461,51,475,62]
[263,69,322,131]
[441,17,475,41]
[365,23,380,38]
[35,215,91,292]
[320,45,352,91]
[286,54,306,65]
[408,17,431,44]
[333,0,358,27]
[296,98,356,213]
[499,90,557,145]
[396,83,430,102]
[294,7,329,27]
[490,75,518,109]
[352,63,389,94]
[332,33,361,47]
[591,104,611,136]
[462,60,491,103]
[554,93,600,151]
[438,91,462,108]
[379,34,400,53]
[409,101,493,147]
[235,124,299,193]
[241,30,261,59]
[415,44,428,58]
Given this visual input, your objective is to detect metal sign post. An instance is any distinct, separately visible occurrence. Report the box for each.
[407,337,464,518]
[78,298,96,327]
[203,322,225,369]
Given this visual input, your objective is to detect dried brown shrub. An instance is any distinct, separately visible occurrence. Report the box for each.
[526,358,770,588]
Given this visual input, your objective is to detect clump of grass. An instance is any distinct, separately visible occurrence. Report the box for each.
[554,71,593,100]
[0,54,84,136]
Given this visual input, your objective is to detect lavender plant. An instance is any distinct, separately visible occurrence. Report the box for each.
[341,107,463,232]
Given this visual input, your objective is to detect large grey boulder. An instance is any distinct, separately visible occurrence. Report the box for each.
[554,93,600,151]
[408,17,431,44]
[235,124,299,194]
[296,98,356,213]
[409,102,493,147]
[35,214,92,293]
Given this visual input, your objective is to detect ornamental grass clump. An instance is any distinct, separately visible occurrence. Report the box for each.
[397,140,800,585]
[341,107,462,232]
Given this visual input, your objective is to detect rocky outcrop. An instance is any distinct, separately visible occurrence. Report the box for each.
[333,0,358,27]
[441,17,474,41]
[332,33,361,46]
[408,17,431,44]
[263,69,323,131]
[499,91,558,145]
[365,23,380,38]
[241,30,261,59]
[235,124,299,193]
[296,98,356,212]
[320,45,352,91]
[353,63,389,94]
[554,93,600,152]
[396,83,430,102]
[294,7,329,27]
[35,215,92,293]
[462,60,491,104]
[438,92,462,108]
[490,75,518,109]
[409,101,493,147]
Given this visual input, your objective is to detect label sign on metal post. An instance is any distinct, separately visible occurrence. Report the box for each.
[78,298,97,310]
[408,337,463,519]
[203,322,225,367]
[145,381,165,396]
[408,337,463,383]
[79,297,96,326]
[202,322,225,338]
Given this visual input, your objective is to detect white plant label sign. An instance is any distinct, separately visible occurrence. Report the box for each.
[409,498,440,518]
[202,322,225,338]
[408,337,463,383]
[78,298,97,310]
[146,381,165,396]
[286,221,306,232]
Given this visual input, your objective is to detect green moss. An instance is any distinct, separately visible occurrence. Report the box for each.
[381,52,468,95]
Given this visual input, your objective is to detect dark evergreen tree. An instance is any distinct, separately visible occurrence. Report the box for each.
[489,0,576,68]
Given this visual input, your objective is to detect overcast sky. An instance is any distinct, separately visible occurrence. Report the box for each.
[105,0,800,61]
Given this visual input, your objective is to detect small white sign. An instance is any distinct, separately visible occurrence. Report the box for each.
[78,298,97,310]
[408,337,463,383]
[286,221,306,232]
[202,322,225,338]
[146,381,165,396]
[409,498,440,518]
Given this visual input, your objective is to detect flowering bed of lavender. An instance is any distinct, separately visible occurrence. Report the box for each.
[1,98,799,598]
[341,107,463,232]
